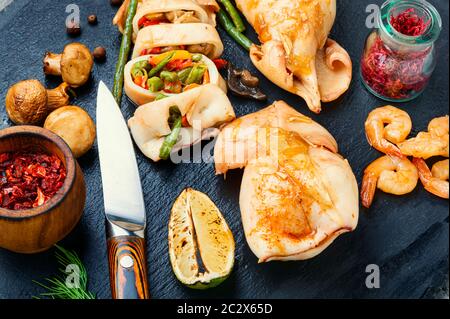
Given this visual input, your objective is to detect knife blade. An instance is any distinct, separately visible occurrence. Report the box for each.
[96,81,149,299]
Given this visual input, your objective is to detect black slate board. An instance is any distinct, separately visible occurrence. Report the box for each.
[0,0,448,299]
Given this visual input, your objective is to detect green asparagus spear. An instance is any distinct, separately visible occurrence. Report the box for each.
[217,9,253,51]
[112,0,138,105]
[218,0,246,32]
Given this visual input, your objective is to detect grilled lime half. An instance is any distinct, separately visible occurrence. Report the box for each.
[168,188,235,289]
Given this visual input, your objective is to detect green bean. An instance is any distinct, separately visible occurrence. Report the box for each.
[191,54,203,62]
[159,107,182,160]
[217,9,253,51]
[147,77,164,92]
[148,52,175,78]
[167,106,182,126]
[160,71,179,83]
[178,67,193,83]
[131,61,150,77]
[218,0,246,32]
[113,0,138,105]
[155,93,168,101]
[186,64,207,85]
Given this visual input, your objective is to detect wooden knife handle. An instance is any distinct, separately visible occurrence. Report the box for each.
[107,236,150,299]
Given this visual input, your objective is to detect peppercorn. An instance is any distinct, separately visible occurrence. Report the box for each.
[66,21,81,36]
[93,47,107,62]
[88,15,98,25]
[110,0,124,6]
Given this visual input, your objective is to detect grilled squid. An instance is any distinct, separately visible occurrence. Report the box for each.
[132,23,223,59]
[235,0,352,113]
[214,101,358,262]
[129,83,235,161]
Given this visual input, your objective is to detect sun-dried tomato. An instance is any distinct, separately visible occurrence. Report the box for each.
[0,151,66,210]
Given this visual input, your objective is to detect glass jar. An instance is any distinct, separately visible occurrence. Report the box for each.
[360,0,442,102]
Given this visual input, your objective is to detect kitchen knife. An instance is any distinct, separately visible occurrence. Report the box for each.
[96,81,149,299]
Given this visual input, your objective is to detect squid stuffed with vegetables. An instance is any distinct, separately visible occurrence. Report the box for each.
[114,0,220,37]
[124,50,226,105]
[235,0,352,113]
[132,23,223,59]
[129,83,235,161]
[214,101,359,261]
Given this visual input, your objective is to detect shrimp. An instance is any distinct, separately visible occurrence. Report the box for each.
[365,105,412,158]
[398,115,449,159]
[413,158,449,199]
[432,159,449,181]
[361,155,419,208]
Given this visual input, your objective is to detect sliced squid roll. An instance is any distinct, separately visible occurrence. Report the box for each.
[128,84,236,162]
[124,53,226,106]
[132,0,214,38]
[113,0,219,34]
[132,23,223,59]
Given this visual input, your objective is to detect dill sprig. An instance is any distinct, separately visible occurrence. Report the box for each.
[33,245,96,299]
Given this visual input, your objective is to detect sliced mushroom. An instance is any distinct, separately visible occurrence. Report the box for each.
[5,80,71,125]
[226,63,267,101]
[43,43,94,88]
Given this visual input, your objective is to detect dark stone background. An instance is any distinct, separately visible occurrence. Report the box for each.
[0,0,448,299]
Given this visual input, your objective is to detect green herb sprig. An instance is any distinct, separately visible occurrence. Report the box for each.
[33,245,95,299]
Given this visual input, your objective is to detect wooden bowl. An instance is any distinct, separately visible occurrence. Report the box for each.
[0,126,86,253]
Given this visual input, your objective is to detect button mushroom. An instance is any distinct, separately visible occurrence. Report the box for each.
[43,43,94,88]
[5,79,71,125]
[226,63,267,101]
[44,106,96,158]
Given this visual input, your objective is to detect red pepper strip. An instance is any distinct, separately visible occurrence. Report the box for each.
[213,58,228,70]
[166,59,193,71]
[149,47,162,54]
[141,47,163,56]
[138,16,162,29]
[181,115,190,128]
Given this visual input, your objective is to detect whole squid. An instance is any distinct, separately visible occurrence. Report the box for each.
[236,0,352,113]
[214,101,359,262]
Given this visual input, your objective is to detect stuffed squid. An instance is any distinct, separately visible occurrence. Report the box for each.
[124,50,226,105]
[114,0,219,35]
[132,23,223,59]
[235,0,352,114]
[129,83,235,162]
[214,101,358,262]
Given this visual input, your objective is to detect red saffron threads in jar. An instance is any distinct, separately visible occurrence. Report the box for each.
[361,35,431,100]
[390,8,431,36]
[0,152,66,210]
